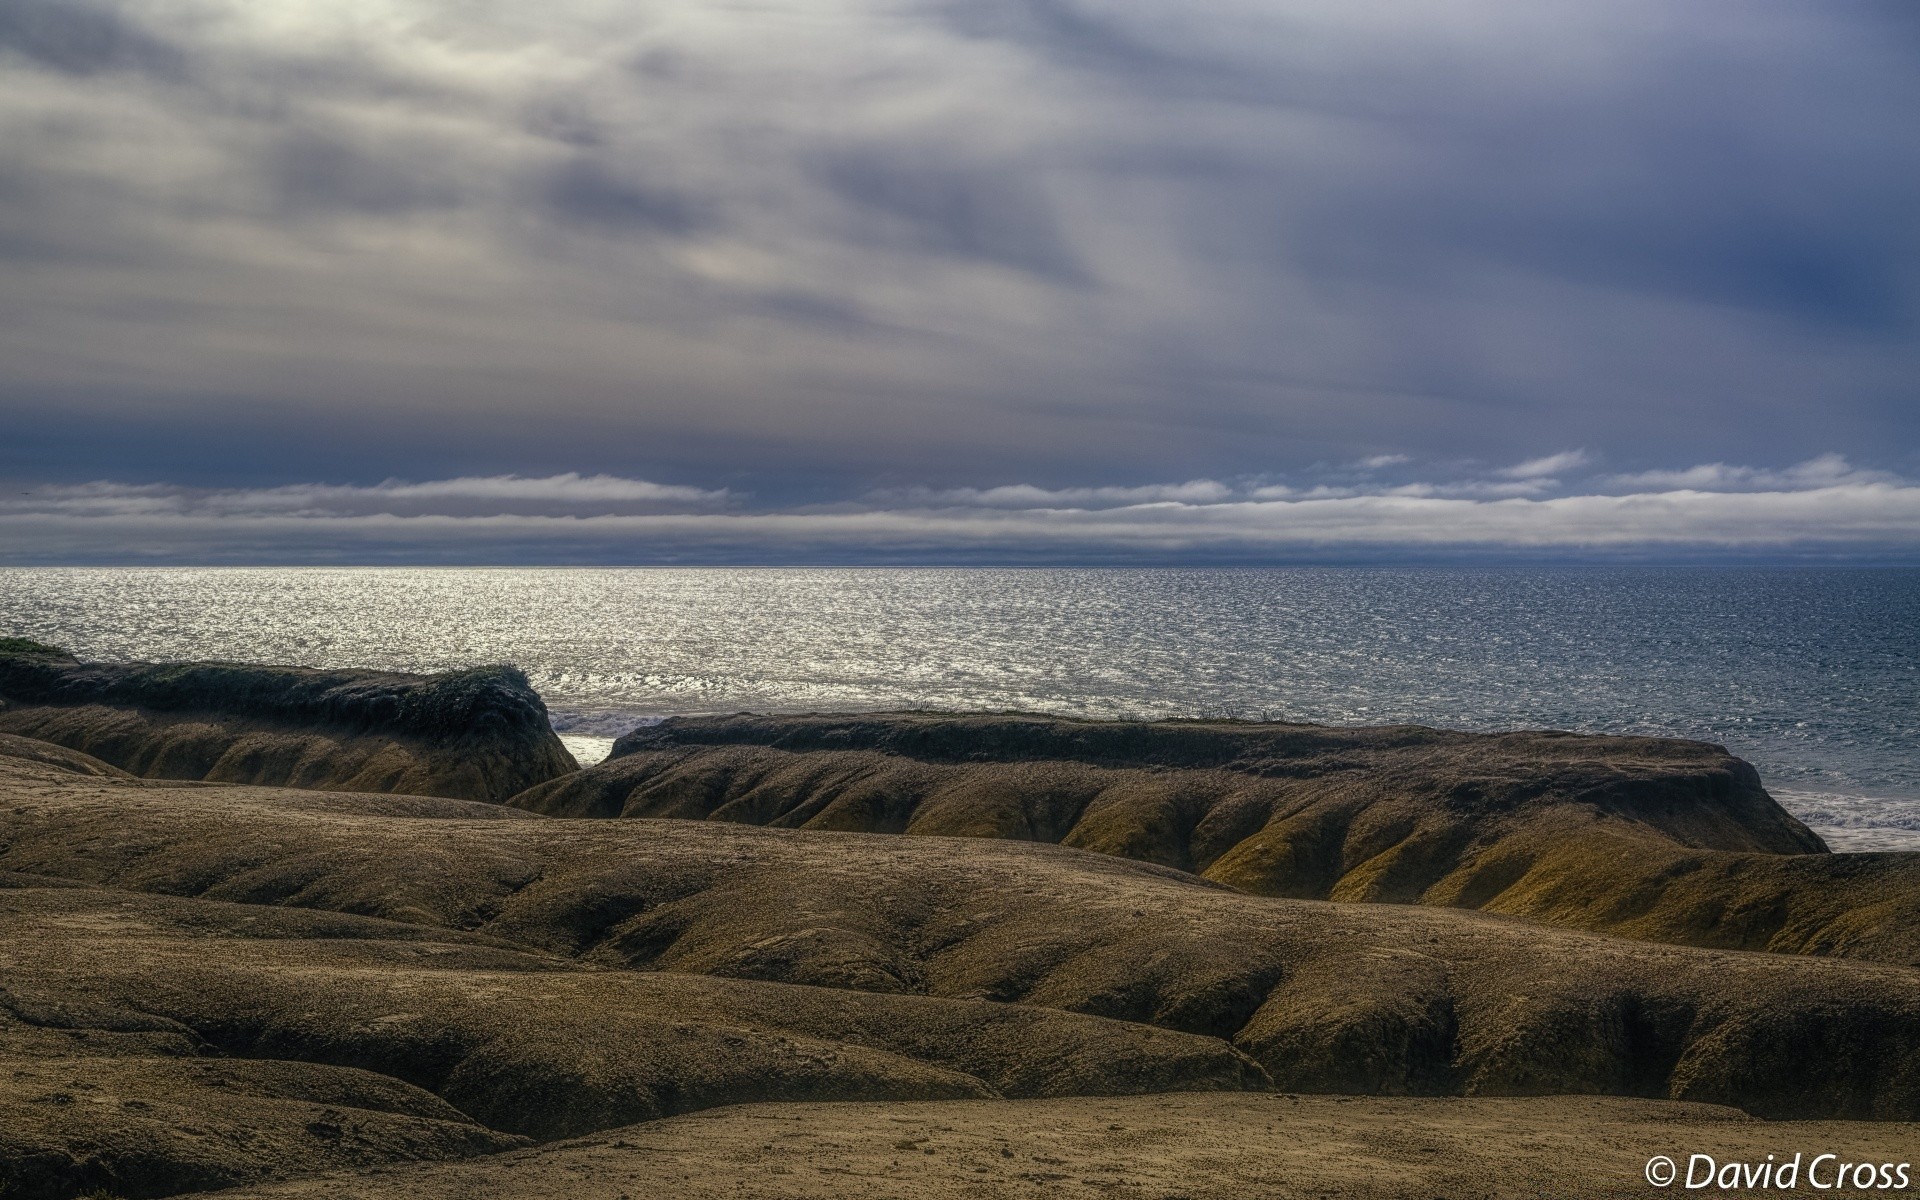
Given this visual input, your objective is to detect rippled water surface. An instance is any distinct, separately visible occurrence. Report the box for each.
[2,567,1915,847]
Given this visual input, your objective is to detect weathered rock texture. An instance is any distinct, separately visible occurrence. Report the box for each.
[0,641,575,803]
[6,758,1920,1128]
[509,713,1920,963]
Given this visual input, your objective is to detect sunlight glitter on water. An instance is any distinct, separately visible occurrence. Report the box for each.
[2,566,1914,842]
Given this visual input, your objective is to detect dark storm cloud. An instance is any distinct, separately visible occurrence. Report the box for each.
[1472,220,1902,333]
[543,158,709,235]
[928,0,1273,106]
[267,128,470,217]
[0,0,187,79]
[0,0,1915,561]
[814,148,1084,279]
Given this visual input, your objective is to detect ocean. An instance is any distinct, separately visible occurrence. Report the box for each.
[2,566,1915,851]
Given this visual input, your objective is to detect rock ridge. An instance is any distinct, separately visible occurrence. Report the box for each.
[0,643,576,803]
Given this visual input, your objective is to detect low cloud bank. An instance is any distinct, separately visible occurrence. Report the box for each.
[3,457,1917,564]
[14,475,734,519]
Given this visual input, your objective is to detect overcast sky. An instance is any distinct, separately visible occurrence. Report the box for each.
[2,0,1916,562]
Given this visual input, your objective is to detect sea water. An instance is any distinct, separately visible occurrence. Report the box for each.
[2,566,1914,850]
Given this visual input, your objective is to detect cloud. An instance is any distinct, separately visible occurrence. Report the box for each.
[1380,479,1555,498]
[0,0,189,80]
[8,474,734,520]
[254,474,734,509]
[1498,450,1592,479]
[542,158,709,235]
[1606,453,1899,492]
[0,0,1914,494]
[5,461,1918,564]
[812,147,1084,280]
[876,480,1236,508]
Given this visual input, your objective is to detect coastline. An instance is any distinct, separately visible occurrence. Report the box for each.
[5,642,1920,1197]
[5,564,1914,806]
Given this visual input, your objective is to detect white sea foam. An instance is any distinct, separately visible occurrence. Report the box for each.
[551,711,661,765]
[1773,789,1920,853]
[557,733,617,767]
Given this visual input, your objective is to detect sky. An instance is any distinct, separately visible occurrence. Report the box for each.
[1,0,1916,563]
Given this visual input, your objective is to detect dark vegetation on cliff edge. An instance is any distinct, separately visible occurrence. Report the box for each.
[0,642,574,803]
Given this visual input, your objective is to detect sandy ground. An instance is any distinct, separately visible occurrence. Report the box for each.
[210,1093,1920,1199]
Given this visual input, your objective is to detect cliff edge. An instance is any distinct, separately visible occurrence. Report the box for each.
[509,712,1920,964]
[0,640,575,803]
